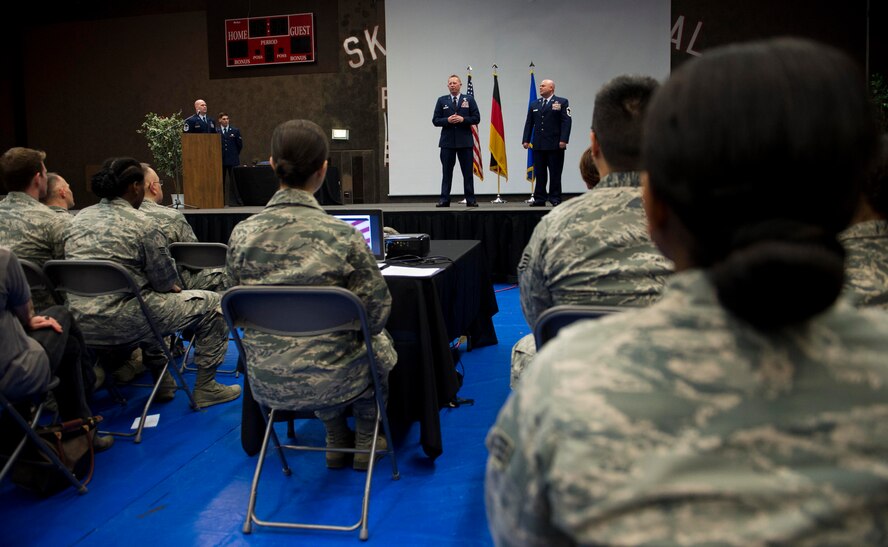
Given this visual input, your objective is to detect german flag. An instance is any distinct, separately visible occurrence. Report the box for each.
[489,71,508,180]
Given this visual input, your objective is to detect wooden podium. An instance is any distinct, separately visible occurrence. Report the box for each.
[181,133,223,208]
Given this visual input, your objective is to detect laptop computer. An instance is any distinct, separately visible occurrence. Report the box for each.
[330,209,386,262]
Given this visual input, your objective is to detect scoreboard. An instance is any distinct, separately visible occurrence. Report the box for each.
[225,13,315,68]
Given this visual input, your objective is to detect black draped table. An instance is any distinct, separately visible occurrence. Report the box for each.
[240,240,499,460]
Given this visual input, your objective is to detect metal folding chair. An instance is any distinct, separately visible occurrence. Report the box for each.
[222,286,399,541]
[169,242,228,270]
[19,258,64,306]
[533,304,625,350]
[43,259,198,443]
[169,242,236,375]
[0,378,88,494]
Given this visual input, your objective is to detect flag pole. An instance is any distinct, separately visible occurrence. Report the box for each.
[462,65,484,205]
[491,64,508,204]
[526,61,537,203]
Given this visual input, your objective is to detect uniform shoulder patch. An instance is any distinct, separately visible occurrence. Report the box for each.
[183,122,190,132]
[566,107,571,117]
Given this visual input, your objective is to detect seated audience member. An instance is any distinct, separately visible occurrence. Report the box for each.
[510,75,672,387]
[40,172,76,215]
[578,146,600,189]
[138,163,225,292]
[486,38,888,545]
[840,134,888,309]
[63,158,240,408]
[0,246,112,451]
[0,148,68,310]
[227,120,396,471]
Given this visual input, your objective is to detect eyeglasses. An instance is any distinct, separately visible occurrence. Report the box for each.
[156,180,164,187]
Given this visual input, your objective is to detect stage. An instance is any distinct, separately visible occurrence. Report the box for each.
[183,200,554,282]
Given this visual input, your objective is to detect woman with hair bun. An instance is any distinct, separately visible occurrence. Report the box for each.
[64,157,240,408]
[227,120,396,471]
[486,38,888,545]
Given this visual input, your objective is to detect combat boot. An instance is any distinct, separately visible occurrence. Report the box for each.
[353,416,386,471]
[111,349,146,383]
[193,368,241,408]
[150,367,177,403]
[322,415,355,469]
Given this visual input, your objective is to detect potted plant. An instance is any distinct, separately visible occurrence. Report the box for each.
[138,111,184,206]
[872,73,888,133]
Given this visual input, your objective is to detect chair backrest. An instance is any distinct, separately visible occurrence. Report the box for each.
[533,304,624,350]
[222,286,368,339]
[169,242,228,270]
[221,286,381,409]
[18,258,64,305]
[43,259,168,348]
[43,259,140,298]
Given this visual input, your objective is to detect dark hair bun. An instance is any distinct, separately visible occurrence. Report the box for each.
[90,167,121,198]
[273,157,306,185]
[710,221,844,328]
[90,157,143,199]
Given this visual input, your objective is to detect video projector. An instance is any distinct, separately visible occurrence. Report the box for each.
[384,233,431,258]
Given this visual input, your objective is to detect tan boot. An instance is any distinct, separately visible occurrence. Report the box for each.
[353,417,386,471]
[193,368,241,408]
[322,415,355,469]
[152,369,177,403]
[112,349,145,383]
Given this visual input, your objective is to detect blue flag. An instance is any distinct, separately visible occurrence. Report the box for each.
[527,70,537,183]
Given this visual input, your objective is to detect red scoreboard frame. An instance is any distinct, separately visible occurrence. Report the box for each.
[225,13,315,68]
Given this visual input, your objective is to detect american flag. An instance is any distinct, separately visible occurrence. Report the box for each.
[467,73,484,181]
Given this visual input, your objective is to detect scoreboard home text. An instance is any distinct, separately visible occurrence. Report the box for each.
[225,13,316,67]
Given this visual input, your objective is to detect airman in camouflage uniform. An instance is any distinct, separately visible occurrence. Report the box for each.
[139,165,226,292]
[488,269,888,545]
[840,136,888,311]
[0,149,69,311]
[227,187,396,412]
[839,220,888,310]
[64,196,240,408]
[511,170,671,386]
[0,192,67,270]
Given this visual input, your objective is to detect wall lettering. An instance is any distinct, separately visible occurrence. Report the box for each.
[671,15,703,57]
[343,25,387,68]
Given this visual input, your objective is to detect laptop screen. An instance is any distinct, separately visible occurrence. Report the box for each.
[330,209,386,261]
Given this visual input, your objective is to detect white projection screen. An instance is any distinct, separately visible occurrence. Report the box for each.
[385,0,671,197]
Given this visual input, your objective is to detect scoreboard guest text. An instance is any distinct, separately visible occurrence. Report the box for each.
[225,13,316,67]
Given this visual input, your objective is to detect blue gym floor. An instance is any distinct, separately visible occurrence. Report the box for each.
[0,284,526,546]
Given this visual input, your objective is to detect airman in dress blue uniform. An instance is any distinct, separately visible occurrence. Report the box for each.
[432,75,481,207]
[182,99,216,133]
[217,112,244,206]
[523,79,571,206]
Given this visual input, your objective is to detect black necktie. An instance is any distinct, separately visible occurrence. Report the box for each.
[452,96,458,108]
[542,99,547,109]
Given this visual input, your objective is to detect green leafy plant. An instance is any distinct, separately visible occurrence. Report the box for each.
[138,111,184,195]
[872,73,888,133]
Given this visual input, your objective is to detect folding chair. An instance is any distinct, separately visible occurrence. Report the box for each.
[43,259,198,443]
[221,286,399,541]
[169,242,236,375]
[19,259,64,306]
[533,304,625,350]
[0,378,88,494]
